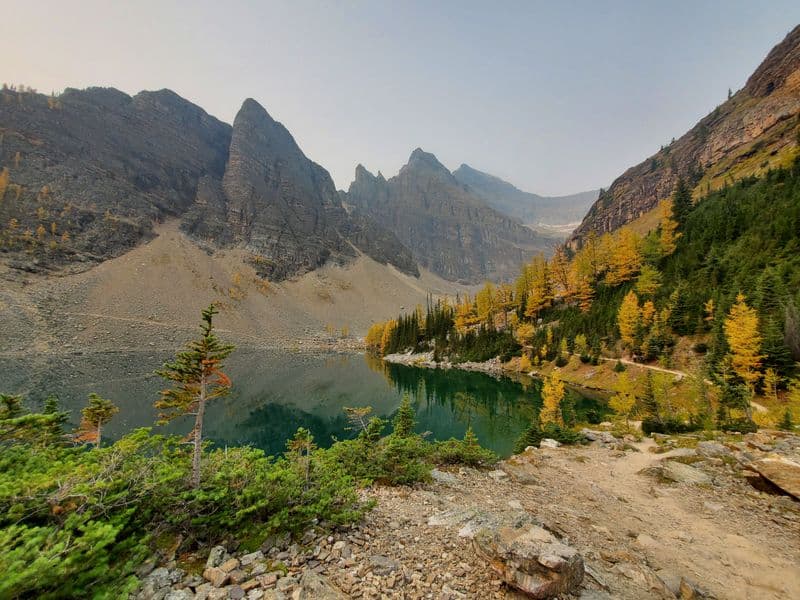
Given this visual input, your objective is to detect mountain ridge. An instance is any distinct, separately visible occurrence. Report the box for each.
[343,149,551,283]
[568,24,800,247]
[452,163,599,227]
[0,88,418,280]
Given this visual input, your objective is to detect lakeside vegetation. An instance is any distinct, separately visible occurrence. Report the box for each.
[367,158,800,439]
[0,309,497,598]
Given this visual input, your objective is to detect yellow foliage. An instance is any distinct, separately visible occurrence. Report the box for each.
[609,372,636,425]
[635,265,662,297]
[380,319,396,355]
[539,371,565,426]
[724,293,763,390]
[476,282,496,324]
[617,290,641,349]
[658,199,680,255]
[515,322,535,346]
[36,224,46,240]
[605,228,642,286]
[518,354,532,373]
[523,254,553,319]
[0,167,8,200]
[365,322,386,350]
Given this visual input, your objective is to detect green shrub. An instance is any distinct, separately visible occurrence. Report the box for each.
[613,360,626,372]
[513,422,584,453]
[554,355,569,367]
[641,417,702,435]
[719,418,758,433]
[432,427,498,467]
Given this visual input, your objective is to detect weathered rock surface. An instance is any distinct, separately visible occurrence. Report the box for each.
[343,150,550,282]
[569,25,800,247]
[472,512,584,598]
[748,455,800,499]
[0,88,417,281]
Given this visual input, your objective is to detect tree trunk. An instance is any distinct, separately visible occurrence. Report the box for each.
[192,374,207,489]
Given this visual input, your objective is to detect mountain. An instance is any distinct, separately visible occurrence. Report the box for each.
[452,164,598,227]
[569,24,800,247]
[182,98,418,279]
[0,87,417,280]
[342,149,551,283]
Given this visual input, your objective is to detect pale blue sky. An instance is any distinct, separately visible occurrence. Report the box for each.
[3,1,799,195]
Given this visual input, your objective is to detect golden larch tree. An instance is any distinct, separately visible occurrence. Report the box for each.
[617,290,642,349]
[723,293,763,392]
[539,371,565,426]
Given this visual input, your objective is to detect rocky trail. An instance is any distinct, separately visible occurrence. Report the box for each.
[138,430,800,600]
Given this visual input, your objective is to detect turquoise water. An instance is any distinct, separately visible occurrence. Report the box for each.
[0,350,603,457]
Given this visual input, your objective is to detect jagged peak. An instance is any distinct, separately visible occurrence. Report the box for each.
[237,97,274,122]
[404,147,451,176]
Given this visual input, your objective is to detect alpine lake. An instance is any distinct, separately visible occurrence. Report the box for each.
[1,349,608,457]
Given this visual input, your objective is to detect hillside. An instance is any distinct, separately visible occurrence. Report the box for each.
[0,221,464,358]
[342,149,550,283]
[0,87,416,280]
[569,24,800,247]
[452,164,598,228]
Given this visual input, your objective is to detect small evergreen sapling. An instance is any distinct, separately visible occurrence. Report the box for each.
[75,393,119,448]
[156,304,234,488]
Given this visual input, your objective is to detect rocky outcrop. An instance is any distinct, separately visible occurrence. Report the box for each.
[569,25,800,248]
[472,512,584,598]
[343,149,550,282]
[0,86,231,268]
[747,455,800,499]
[0,88,417,280]
[452,164,598,226]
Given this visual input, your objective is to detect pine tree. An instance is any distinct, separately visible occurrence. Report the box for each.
[671,177,693,226]
[392,393,416,437]
[635,265,662,297]
[287,427,316,488]
[640,371,660,421]
[156,304,234,488]
[75,393,119,448]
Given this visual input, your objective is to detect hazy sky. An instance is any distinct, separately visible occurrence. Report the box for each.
[3,2,799,195]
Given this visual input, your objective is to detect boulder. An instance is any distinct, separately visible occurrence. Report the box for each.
[661,461,712,485]
[580,429,618,444]
[206,545,227,569]
[473,512,584,598]
[540,439,561,449]
[293,571,347,599]
[747,455,800,499]
[696,441,729,458]
[203,566,231,588]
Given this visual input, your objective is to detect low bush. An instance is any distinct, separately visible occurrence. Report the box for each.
[641,417,702,435]
[433,427,499,467]
[513,422,584,453]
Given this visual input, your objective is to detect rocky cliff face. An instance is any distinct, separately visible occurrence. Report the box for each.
[344,149,549,283]
[452,164,598,226]
[0,86,231,266]
[0,88,416,280]
[569,24,800,247]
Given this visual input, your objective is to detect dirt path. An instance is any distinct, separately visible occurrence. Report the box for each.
[495,441,800,599]
[598,356,686,380]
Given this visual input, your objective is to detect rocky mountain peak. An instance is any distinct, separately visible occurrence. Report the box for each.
[744,24,800,97]
[569,25,800,247]
[402,148,451,177]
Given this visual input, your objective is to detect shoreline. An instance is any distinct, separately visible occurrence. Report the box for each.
[382,350,612,397]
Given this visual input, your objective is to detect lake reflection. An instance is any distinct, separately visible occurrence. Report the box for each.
[0,350,600,457]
